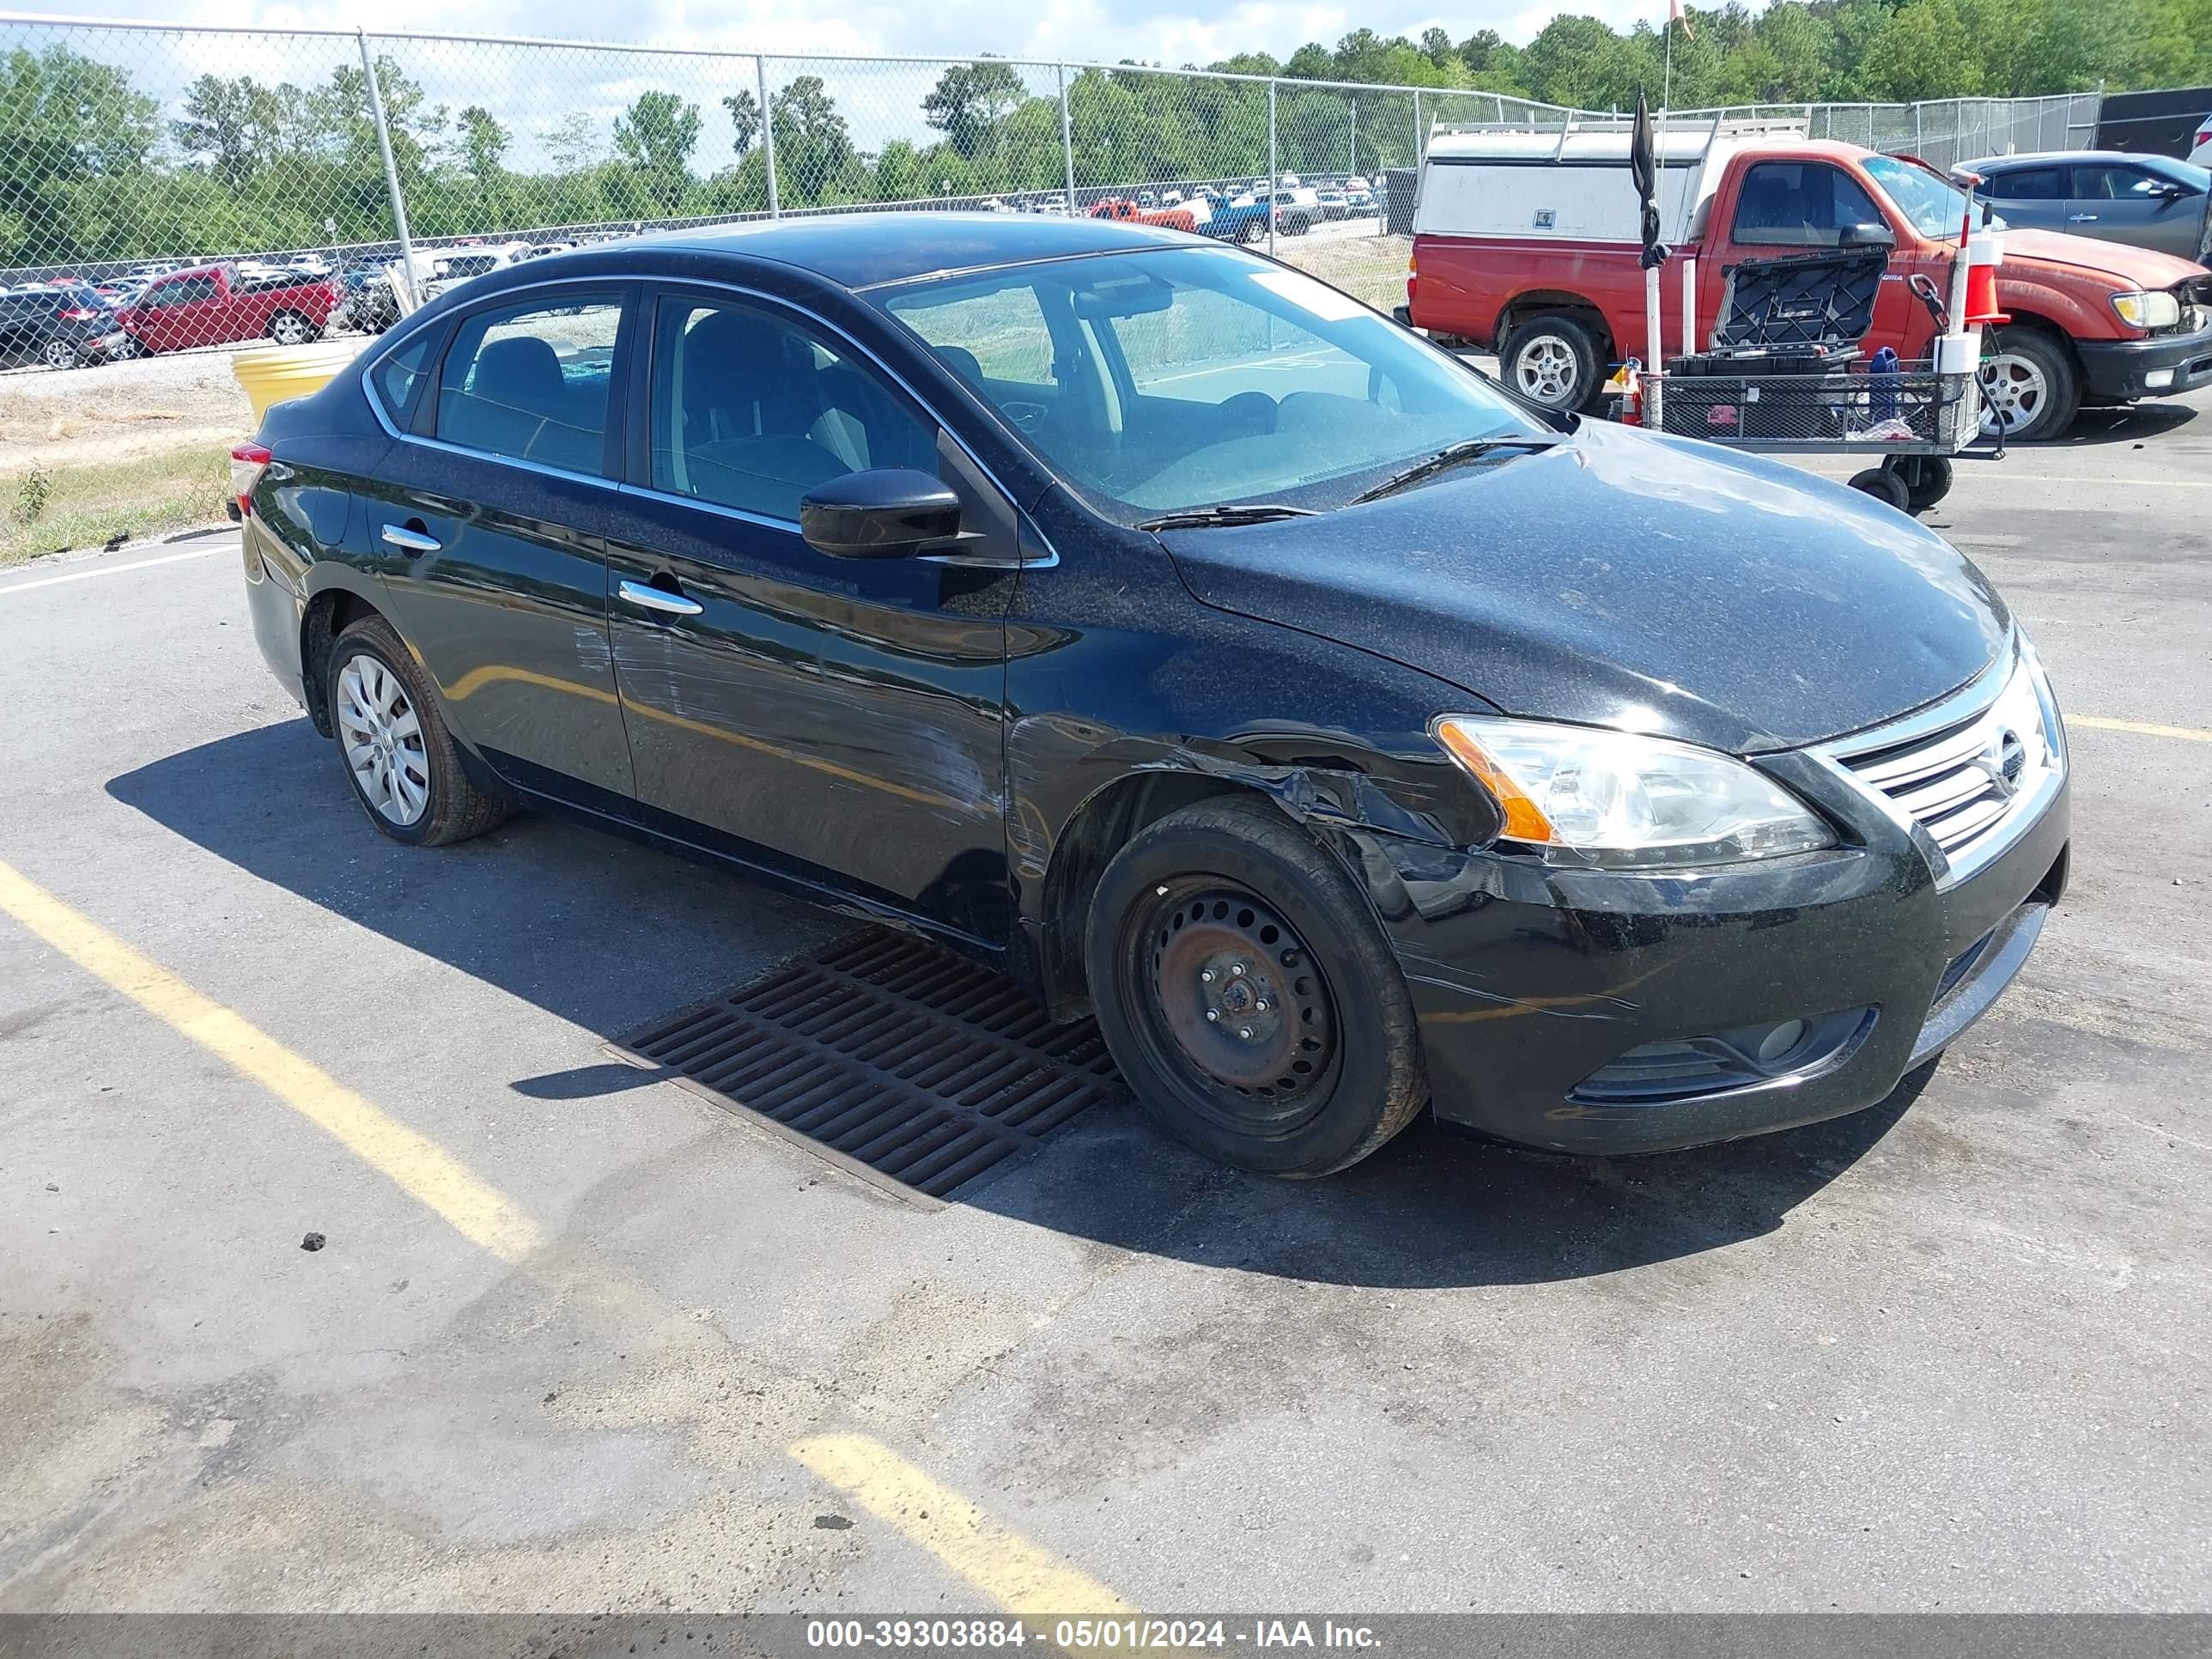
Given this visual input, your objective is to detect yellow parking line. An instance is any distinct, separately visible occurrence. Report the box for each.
[0,858,544,1263]
[2070,714,2212,744]
[791,1433,1133,1615]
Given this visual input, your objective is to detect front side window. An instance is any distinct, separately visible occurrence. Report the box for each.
[2072,164,2167,201]
[1733,161,1887,246]
[648,298,937,522]
[882,246,1543,520]
[434,294,622,474]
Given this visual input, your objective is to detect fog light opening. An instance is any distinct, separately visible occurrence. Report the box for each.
[1754,1019,1807,1064]
[2145,368,2176,389]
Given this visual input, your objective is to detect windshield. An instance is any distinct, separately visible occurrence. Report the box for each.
[1863,154,1975,238]
[878,246,1545,520]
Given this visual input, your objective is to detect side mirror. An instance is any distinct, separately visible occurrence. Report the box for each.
[799,467,962,560]
[1838,221,1898,251]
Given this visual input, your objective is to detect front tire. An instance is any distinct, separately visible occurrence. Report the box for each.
[327,617,507,847]
[40,337,78,370]
[1500,313,1602,414]
[1085,797,1428,1177]
[1980,329,2079,441]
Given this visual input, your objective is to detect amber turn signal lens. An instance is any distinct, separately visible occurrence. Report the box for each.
[1432,719,1556,844]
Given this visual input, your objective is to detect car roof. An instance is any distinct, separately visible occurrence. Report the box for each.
[648,210,1199,289]
[1965,149,2183,169]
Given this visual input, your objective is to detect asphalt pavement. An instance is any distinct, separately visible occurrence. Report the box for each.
[2,394,2209,1616]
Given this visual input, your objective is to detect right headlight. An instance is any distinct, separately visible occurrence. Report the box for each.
[2112,289,2181,330]
[1432,716,1838,869]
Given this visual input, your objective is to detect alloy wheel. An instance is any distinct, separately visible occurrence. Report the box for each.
[336,653,430,826]
[271,312,311,345]
[1980,352,2049,436]
[1513,335,1580,406]
[1137,883,1340,1131]
[41,338,76,370]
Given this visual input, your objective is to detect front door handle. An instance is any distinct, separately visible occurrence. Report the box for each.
[2068,213,2099,222]
[380,522,441,554]
[618,578,703,617]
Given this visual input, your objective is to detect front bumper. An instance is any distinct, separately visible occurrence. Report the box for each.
[2075,314,2212,400]
[1353,750,2069,1156]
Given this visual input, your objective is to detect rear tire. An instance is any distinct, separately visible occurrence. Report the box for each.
[1085,796,1428,1177]
[269,308,317,346]
[40,337,77,370]
[1500,313,1603,414]
[326,617,507,848]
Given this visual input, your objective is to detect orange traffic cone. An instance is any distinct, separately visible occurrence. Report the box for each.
[1965,262,2009,326]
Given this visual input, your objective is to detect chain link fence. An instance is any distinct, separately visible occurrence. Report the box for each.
[0,13,2112,369]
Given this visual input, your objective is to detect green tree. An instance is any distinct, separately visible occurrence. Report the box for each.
[613,90,701,213]
[921,58,1025,160]
[771,76,859,204]
[721,89,762,158]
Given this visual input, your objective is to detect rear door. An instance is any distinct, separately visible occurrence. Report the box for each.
[1980,163,2069,234]
[359,283,639,810]
[600,285,1017,943]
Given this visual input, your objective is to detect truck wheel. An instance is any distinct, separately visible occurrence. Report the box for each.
[1501,314,1601,414]
[1239,217,1266,245]
[269,309,317,346]
[1979,330,2079,441]
[1085,796,1429,1177]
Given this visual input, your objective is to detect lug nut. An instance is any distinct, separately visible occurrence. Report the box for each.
[1231,963,1245,976]
[1206,1010,1218,1023]
[1238,1027,1253,1040]
[1200,969,1214,983]
[1255,1000,1269,1012]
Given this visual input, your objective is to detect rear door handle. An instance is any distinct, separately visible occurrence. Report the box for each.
[618,578,703,617]
[380,522,441,554]
[2068,213,2099,222]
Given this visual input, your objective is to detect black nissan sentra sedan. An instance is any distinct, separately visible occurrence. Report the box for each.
[234,213,2069,1176]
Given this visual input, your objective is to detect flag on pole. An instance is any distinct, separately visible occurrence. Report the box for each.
[1669,0,1695,38]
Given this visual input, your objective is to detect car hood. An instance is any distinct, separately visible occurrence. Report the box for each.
[1161,421,2009,756]
[2000,227,2210,289]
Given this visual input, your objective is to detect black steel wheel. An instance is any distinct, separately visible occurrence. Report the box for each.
[1085,795,1429,1176]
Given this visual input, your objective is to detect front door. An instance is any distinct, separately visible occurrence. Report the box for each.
[2068,161,2207,259]
[601,289,1016,944]
[360,285,637,810]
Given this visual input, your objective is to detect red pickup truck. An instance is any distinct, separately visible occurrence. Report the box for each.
[1407,133,2212,441]
[116,262,343,356]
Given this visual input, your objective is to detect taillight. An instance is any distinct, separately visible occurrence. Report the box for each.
[229,441,272,519]
[1407,249,1419,307]
[58,306,98,320]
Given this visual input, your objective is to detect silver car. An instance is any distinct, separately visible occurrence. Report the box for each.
[1963,150,2212,262]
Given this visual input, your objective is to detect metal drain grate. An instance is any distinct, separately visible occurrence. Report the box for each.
[610,930,1123,1202]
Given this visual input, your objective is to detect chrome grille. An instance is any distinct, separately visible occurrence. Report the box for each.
[1824,641,2062,880]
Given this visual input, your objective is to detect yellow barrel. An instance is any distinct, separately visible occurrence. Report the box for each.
[231,340,363,423]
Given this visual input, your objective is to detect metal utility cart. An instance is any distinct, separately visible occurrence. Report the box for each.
[1645,247,1989,513]
[1653,347,1984,514]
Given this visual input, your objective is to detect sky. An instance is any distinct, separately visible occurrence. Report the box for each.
[8,0,1677,67]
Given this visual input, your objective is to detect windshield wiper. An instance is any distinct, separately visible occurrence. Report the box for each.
[1135,503,1320,532]
[1350,436,1564,505]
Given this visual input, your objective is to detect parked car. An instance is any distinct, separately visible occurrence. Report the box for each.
[116,261,342,353]
[1314,189,1352,221]
[1209,189,1316,242]
[1406,125,2212,440]
[1346,186,1376,216]
[234,212,2069,1176]
[0,283,131,369]
[1963,151,2212,262]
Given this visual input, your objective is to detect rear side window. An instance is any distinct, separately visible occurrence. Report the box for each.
[1731,162,1886,247]
[369,328,438,427]
[433,294,622,475]
[1987,167,2064,201]
[151,276,217,307]
[647,297,937,522]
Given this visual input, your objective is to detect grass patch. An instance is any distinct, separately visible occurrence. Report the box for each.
[0,441,230,568]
